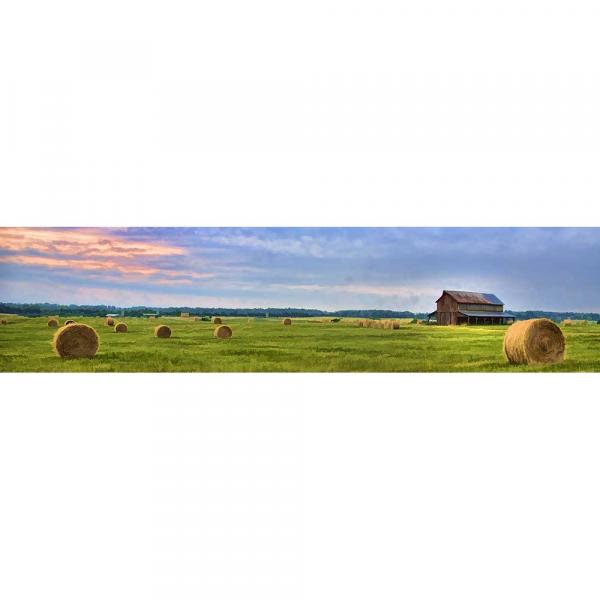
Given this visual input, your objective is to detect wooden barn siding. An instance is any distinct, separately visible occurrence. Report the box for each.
[436,293,458,325]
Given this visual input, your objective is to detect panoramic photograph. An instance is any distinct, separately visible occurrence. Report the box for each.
[0,226,598,372]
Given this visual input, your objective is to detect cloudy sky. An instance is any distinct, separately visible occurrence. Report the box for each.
[0,227,598,312]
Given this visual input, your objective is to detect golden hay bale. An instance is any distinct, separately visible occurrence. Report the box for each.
[155,325,171,338]
[105,317,115,326]
[114,322,128,333]
[52,323,99,359]
[212,317,222,324]
[47,318,59,327]
[561,319,573,326]
[392,322,400,330]
[64,319,76,325]
[503,318,565,365]
[282,318,292,325]
[214,325,232,339]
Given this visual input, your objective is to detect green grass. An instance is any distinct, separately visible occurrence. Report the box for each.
[1,315,599,372]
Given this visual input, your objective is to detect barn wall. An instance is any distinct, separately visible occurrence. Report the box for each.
[436,293,458,325]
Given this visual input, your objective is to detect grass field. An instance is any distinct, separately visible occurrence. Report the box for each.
[0,315,598,372]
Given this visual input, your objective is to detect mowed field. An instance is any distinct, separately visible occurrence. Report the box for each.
[0,315,599,372]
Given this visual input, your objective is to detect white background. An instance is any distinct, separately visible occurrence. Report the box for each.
[1,1,600,599]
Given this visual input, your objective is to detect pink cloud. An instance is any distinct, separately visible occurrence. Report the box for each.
[0,228,184,258]
[0,228,216,285]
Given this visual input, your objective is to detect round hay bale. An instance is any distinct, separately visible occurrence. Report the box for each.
[212,317,222,324]
[52,323,99,359]
[503,318,565,365]
[114,322,128,333]
[561,319,573,326]
[105,317,115,326]
[64,319,75,325]
[282,318,292,326]
[47,318,59,327]
[356,320,364,327]
[392,322,400,330]
[214,325,232,339]
[155,325,171,338]
[1,319,7,325]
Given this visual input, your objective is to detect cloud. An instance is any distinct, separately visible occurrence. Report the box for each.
[271,282,441,298]
[0,227,216,286]
[198,229,369,258]
[0,228,184,258]
[1,227,599,311]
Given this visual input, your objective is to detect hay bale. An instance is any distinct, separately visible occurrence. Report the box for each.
[561,319,573,326]
[392,322,400,330]
[212,317,222,324]
[114,322,128,333]
[155,325,171,338]
[1,319,7,325]
[503,318,565,365]
[64,319,76,325]
[105,317,115,326]
[282,318,292,326]
[47,318,59,327]
[214,325,232,339]
[52,323,99,359]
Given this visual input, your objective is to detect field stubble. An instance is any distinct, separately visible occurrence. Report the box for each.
[0,315,598,372]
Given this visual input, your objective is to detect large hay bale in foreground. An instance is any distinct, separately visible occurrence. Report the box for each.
[155,325,171,338]
[47,318,59,327]
[214,325,232,339]
[52,323,99,359]
[282,318,292,326]
[503,318,565,365]
[212,317,222,324]
[105,317,115,326]
[114,322,128,333]
[64,319,75,326]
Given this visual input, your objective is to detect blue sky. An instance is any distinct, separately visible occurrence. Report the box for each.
[0,227,598,312]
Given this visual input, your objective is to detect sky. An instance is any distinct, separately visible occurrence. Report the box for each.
[0,227,599,312]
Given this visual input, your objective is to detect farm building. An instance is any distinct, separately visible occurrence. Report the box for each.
[428,290,515,325]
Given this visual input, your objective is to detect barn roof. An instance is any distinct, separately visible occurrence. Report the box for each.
[438,290,503,305]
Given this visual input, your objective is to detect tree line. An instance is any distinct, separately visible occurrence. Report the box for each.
[0,302,425,319]
[1,302,598,323]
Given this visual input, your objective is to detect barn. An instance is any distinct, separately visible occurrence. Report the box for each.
[428,290,515,325]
